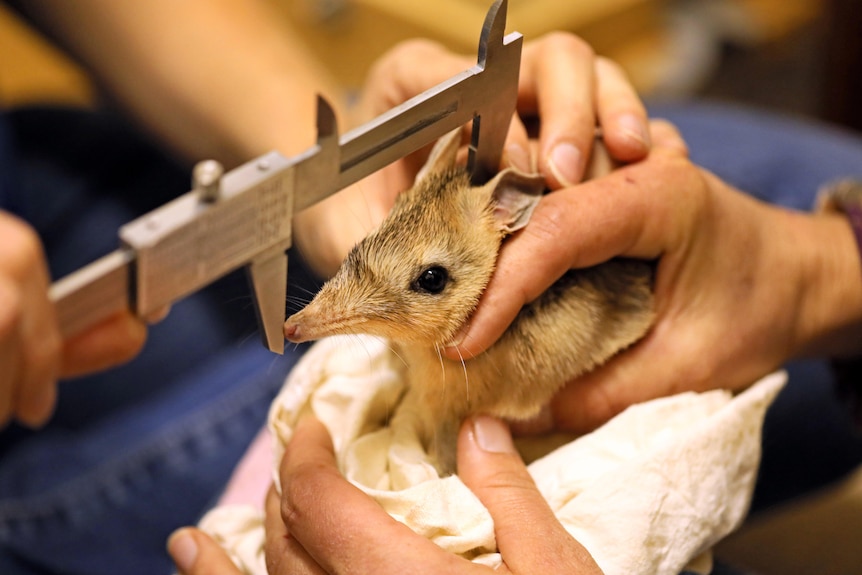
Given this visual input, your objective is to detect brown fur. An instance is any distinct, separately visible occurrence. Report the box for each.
[284,132,655,472]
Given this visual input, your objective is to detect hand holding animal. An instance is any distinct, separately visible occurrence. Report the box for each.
[284,130,655,471]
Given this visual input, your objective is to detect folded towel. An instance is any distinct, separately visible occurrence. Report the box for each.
[200,335,785,574]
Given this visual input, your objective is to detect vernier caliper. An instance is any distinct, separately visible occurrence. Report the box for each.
[49,0,522,354]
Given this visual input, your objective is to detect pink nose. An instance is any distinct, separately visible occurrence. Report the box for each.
[283,322,301,342]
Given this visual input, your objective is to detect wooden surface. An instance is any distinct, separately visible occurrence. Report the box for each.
[0,4,93,107]
[272,0,670,90]
[0,0,826,104]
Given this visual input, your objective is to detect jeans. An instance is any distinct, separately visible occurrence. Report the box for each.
[0,108,314,574]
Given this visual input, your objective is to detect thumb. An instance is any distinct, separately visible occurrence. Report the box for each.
[168,527,243,575]
[457,416,602,574]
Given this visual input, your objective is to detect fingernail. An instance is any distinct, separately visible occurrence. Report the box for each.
[617,114,651,149]
[168,529,198,572]
[548,143,582,188]
[471,415,516,454]
[504,143,531,173]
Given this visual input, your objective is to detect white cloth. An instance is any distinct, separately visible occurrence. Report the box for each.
[200,335,785,575]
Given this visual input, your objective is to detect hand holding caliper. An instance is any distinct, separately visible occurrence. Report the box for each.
[49,0,523,355]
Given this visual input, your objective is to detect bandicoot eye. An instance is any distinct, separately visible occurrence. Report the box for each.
[412,266,449,294]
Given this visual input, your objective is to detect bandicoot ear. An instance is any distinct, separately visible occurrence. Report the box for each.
[414,129,462,184]
[481,168,546,233]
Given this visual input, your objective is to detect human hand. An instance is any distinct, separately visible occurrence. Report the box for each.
[356,33,650,187]
[0,211,147,428]
[255,415,602,575]
[293,33,649,279]
[168,526,248,575]
[446,120,862,434]
[166,416,602,575]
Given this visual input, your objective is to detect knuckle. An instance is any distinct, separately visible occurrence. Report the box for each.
[525,202,570,246]
[473,466,546,515]
[280,462,327,531]
[482,469,537,496]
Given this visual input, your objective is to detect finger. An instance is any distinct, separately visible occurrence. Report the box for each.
[548,284,773,435]
[168,527,243,575]
[503,114,532,173]
[547,330,689,434]
[0,277,21,427]
[457,416,602,573]
[265,484,326,575]
[0,213,60,427]
[520,33,597,188]
[15,272,61,427]
[15,377,57,429]
[60,311,147,378]
[144,305,171,324]
[279,416,473,575]
[444,143,696,359]
[593,57,650,162]
[648,119,688,157]
[584,117,688,185]
[360,39,472,119]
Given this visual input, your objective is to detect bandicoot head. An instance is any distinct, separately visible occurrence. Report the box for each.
[283,130,545,346]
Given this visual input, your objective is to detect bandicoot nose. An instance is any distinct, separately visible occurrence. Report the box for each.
[283,322,301,342]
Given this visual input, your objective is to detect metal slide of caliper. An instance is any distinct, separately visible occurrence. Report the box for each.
[49,0,523,355]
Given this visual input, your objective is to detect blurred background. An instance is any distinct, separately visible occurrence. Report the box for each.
[2,0,860,131]
[2,1,861,574]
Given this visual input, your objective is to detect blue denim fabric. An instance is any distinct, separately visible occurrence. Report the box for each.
[0,108,313,574]
[0,102,861,575]
[0,341,297,574]
[650,100,862,210]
